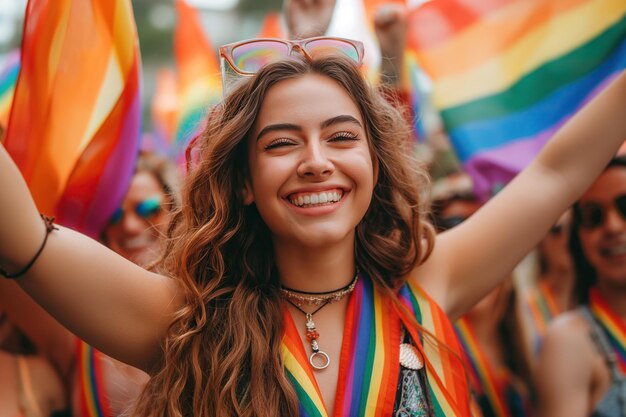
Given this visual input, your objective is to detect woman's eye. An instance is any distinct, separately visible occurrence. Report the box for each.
[264,138,296,150]
[329,131,359,142]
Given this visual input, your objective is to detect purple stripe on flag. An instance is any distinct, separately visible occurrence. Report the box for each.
[465,74,619,199]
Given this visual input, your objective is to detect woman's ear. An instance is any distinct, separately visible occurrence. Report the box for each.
[242,178,254,205]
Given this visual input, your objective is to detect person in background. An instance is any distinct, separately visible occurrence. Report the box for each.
[535,155,626,417]
[433,174,536,417]
[0,151,180,417]
[523,210,574,353]
[101,151,181,266]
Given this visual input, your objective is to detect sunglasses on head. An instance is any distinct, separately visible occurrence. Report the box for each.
[576,194,626,229]
[219,37,364,78]
[109,196,163,225]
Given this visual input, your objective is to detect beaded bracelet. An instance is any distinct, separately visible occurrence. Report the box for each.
[0,214,58,279]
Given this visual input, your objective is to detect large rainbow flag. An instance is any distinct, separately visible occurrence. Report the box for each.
[0,50,20,131]
[4,0,142,238]
[408,0,626,198]
[173,0,222,160]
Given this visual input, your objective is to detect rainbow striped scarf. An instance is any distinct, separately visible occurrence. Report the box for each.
[76,340,111,417]
[524,282,560,350]
[455,317,533,417]
[589,288,626,374]
[281,274,471,416]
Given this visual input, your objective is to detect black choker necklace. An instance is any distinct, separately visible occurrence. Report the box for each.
[280,269,359,370]
[280,268,359,306]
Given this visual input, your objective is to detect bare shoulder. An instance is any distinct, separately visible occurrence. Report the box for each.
[541,310,594,355]
[534,310,598,417]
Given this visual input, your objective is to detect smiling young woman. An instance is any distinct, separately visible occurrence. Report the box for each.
[1,46,626,417]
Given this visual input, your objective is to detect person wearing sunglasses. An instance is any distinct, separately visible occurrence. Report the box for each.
[0,151,181,417]
[102,152,180,267]
[535,155,626,417]
[2,38,626,417]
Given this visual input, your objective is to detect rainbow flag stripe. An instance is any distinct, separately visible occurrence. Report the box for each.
[77,341,111,417]
[455,318,510,417]
[282,273,471,416]
[282,275,400,417]
[399,279,472,416]
[0,50,20,129]
[173,0,222,160]
[589,288,626,374]
[408,0,626,198]
[4,0,142,238]
[524,282,560,350]
[405,48,426,141]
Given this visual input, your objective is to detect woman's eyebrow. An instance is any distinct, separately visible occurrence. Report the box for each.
[256,123,302,142]
[321,115,362,129]
[255,115,361,142]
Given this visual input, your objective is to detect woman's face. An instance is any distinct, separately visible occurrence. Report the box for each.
[103,170,170,265]
[245,73,376,249]
[578,167,626,287]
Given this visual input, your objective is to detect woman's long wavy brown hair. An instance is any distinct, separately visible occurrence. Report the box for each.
[132,55,436,417]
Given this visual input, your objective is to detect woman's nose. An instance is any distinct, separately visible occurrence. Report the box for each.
[603,206,626,234]
[296,142,335,179]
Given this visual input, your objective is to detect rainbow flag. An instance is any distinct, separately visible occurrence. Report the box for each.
[408,0,626,198]
[404,48,426,141]
[0,50,20,130]
[4,0,142,238]
[173,0,221,159]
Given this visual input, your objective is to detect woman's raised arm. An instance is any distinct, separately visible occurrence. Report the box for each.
[0,143,181,371]
[416,70,626,321]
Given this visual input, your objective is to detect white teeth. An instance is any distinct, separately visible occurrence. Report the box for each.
[289,190,344,207]
[602,244,626,257]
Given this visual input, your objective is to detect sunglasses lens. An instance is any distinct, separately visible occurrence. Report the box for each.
[579,204,603,229]
[110,207,123,225]
[305,39,361,64]
[136,197,162,219]
[616,195,626,220]
[231,41,290,74]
